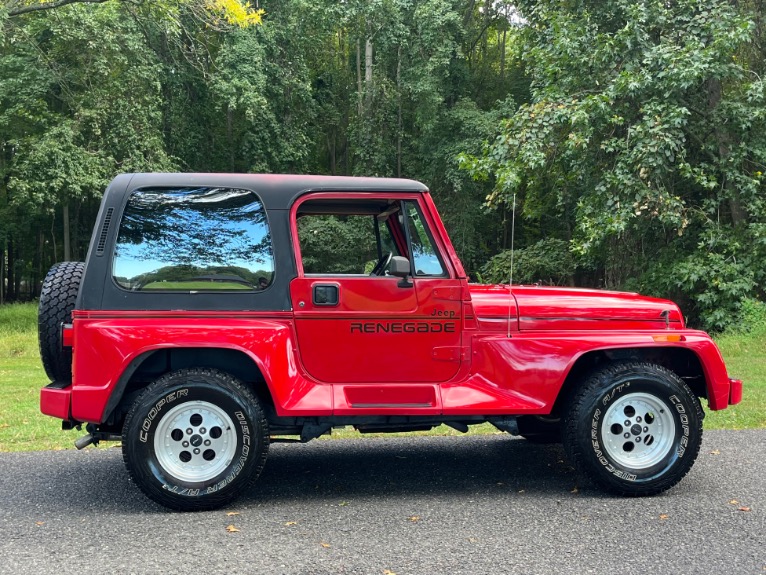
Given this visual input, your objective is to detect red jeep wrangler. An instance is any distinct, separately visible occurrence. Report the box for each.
[38,174,742,510]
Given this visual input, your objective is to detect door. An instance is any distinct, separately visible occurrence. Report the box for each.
[290,195,462,384]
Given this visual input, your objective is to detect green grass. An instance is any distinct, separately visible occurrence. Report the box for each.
[0,302,763,452]
[705,332,766,428]
[0,303,74,452]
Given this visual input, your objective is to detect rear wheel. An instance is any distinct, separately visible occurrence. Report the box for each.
[38,261,84,382]
[122,368,269,511]
[563,361,703,496]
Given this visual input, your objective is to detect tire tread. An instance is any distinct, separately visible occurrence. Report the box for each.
[38,261,85,382]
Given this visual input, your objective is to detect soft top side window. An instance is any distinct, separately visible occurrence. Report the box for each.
[113,187,274,291]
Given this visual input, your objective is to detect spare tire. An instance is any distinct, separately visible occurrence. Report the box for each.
[38,261,84,382]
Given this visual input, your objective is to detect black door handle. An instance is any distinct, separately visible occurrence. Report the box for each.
[312,284,339,306]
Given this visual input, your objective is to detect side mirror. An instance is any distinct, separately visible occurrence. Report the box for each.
[389,256,413,288]
[389,256,410,278]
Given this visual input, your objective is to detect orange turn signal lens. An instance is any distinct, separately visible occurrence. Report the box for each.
[652,334,684,342]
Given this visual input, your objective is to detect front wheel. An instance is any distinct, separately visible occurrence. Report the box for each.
[122,368,269,511]
[563,361,703,496]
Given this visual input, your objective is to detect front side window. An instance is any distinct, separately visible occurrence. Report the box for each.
[297,202,398,275]
[403,202,446,276]
[113,187,274,291]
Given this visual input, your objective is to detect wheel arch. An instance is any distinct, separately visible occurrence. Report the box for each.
[550,346,707,416]
[102,346,276,427]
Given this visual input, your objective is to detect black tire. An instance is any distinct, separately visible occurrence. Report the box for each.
[122,368,269,511]
[517,415,562,444]
[38,261,84,382]
[563,361,703,496]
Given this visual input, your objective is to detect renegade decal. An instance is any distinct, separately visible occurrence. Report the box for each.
[350,321,456,334]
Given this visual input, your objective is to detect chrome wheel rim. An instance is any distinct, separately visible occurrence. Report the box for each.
[154,400,237,482]
[600,392,676,470]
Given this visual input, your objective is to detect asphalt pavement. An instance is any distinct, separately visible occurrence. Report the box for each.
[0,430,763,575]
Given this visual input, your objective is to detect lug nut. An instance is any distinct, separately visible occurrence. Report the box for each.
[636,416,642,423]
[182,441,189,448]
[186,428,193,435]
[204,440,211,446]
[624,420,631,426]
[200,427,206,434]
[193,448,200,455]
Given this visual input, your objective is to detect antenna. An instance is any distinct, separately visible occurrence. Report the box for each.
[507,193,516,339]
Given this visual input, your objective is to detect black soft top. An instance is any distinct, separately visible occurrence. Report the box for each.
[107,173,428,210]
[77,173,428,312]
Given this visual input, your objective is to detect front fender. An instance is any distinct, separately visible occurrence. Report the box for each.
[452,330,736,414]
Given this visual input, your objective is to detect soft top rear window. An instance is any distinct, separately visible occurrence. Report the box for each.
[113,187,274,292]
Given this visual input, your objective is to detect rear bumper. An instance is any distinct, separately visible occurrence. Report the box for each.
[728,378,743,406]
[40,381,72,420]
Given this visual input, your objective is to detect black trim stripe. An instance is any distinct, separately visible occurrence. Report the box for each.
[76,312,293,320]
[477,315,681,324]
[520,316,682,323]
[295,314,458,321]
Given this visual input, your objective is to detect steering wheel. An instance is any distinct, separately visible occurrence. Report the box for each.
[370,252,393,276]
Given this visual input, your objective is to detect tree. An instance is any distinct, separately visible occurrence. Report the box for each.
[3,0,264,26]
[0,0,525,301]
[1,1,175,295]
[467,0,766,329]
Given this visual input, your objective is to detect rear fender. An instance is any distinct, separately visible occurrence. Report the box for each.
[70,314,332,423]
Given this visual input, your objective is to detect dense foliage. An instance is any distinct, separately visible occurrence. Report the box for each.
[0,0,517,303]
[2,0,765,330]
[467,0,766,330]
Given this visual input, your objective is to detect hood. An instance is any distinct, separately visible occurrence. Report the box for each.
[468,284,684,331]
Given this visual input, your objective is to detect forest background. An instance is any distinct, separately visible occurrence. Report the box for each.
[2,0,766,332]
